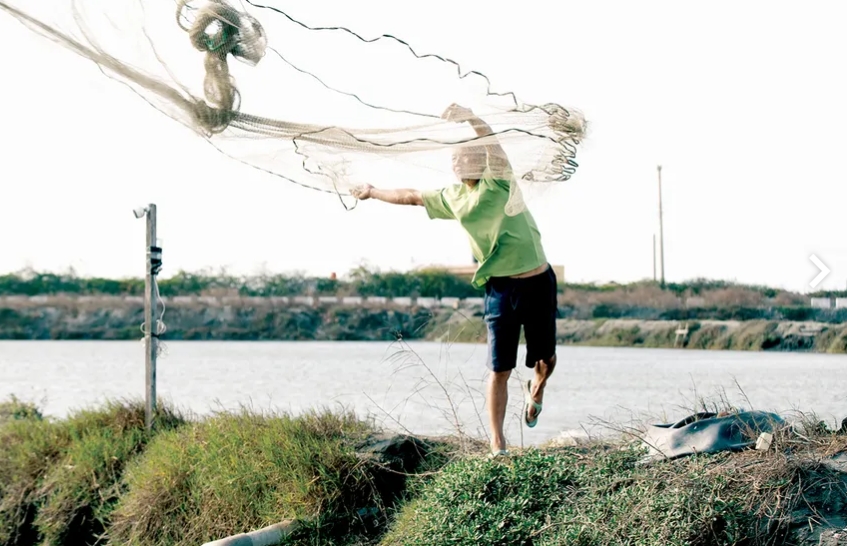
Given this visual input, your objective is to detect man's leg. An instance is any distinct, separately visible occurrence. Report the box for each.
[484,280,520,453]
[528,355,556,421]
[522,266,559,424]
[488,369,512,452]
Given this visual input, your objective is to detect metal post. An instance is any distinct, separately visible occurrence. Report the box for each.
[144,204,158,431]
[653,234,657,282]
[657,166,665,288]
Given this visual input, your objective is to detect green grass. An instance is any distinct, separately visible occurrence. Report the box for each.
[33,401,184,546]
[380,435,847,546]
[0,398,184,546]
[0,412,67,546]
[0,397,450,546]
[2,396,844,546]
[0,396,42,424]
[109,408,445,546]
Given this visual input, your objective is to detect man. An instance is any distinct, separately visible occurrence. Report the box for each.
[351,104,557,457]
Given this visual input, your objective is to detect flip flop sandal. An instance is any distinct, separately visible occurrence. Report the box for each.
[488,449,510,459]
[524,379,543,428]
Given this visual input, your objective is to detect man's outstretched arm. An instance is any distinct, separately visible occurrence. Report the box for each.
[351,184,423,206]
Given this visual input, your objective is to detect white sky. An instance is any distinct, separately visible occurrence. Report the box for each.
[1,1,846,293]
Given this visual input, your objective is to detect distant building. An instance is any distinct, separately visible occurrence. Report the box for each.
[810,297,832,309]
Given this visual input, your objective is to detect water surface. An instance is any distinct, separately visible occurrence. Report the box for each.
[1,341,844,445]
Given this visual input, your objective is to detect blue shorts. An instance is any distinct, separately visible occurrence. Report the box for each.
[483,265,558,372]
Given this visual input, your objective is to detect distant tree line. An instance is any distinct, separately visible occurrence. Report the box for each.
[1,269,841,316]
[0,267,484,299]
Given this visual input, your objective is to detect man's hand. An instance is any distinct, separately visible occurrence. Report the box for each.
[351,184,373,200]
[442,103,513,179]
[442,103,475,123]
[350,184,423,207]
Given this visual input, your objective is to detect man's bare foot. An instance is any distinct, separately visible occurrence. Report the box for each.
[490,435,507,454]
[528,380,544,421]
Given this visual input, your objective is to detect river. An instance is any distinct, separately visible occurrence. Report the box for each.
[1,341,845,446]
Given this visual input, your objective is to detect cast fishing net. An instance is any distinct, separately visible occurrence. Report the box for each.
[0,0,586,214]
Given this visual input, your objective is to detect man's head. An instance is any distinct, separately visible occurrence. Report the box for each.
[452,145,487,185]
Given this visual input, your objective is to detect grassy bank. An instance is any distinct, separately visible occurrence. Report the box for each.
[0,397,449,546]
[430,316,847,353]
[1,396,845,545]
[383,434,847,545]
[4,268,847,345]
[0,397,184,546]
[0,300,435,341]
[4,296,847,353]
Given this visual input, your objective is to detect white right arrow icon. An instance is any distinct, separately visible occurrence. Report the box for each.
[809,254,831,289]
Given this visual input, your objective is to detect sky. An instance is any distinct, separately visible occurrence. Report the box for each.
[1,1,846,293]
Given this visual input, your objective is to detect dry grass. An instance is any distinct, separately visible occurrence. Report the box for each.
[559,284,684,310]
[702,287,767,308]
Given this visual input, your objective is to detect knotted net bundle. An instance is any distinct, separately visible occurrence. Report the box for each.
[1,0,586,214]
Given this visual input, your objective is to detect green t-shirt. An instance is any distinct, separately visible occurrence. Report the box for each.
[421,175,547,289]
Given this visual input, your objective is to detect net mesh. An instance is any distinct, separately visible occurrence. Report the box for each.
[1,0,586,214]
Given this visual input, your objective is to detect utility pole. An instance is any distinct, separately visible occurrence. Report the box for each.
[657,165,665,288]
[653,234,657,282]
[134,204,162,431]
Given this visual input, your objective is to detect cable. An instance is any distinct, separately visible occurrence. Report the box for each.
[138,275,168,357]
